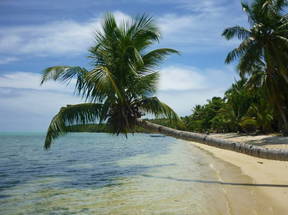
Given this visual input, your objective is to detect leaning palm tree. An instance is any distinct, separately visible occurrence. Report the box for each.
[41,13,179,149]
[222,0,288,134]
[40,13,288,161]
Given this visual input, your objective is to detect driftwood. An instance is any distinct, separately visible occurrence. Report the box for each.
[137,119,288,161]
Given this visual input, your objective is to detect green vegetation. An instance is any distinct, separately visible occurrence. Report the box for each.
[222,0,288,135]
[42,0,288,147]
[182,78,277,134]
[41,14,179,149]
[66,124,110,133]
[66,119,184,133]
[66,123,149,133]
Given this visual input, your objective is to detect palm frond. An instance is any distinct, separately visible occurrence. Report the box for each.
[102,13,118,38]
[139,48,179,73]
[130,14,160,47]
[225,38,253,63]
[139,97,180,122]
[41,66,88,85]
[42,13,180,148]
[222,26,251,40]
[275,35,288,46]
[262,0,288,13]
[85,66,123,102]
[127,72,160,96]
[241,2,255,24]
[44,103,103,149]
[237,42,262,75]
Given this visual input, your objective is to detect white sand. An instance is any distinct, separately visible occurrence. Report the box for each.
[188,134,288,213]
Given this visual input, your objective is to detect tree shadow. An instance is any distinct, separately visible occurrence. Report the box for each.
[248,136,288,146]
[142,175,288,188]
[210,133,288,147]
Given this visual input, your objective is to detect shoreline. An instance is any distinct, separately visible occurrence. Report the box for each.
[187,138,288,213]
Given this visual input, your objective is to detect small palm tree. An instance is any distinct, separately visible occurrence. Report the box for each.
[41,14,179,149]
[222,0,288,134]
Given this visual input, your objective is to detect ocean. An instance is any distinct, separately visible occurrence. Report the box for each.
[0,132,280,214]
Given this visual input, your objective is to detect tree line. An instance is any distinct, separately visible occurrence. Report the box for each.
[41,0,288,149]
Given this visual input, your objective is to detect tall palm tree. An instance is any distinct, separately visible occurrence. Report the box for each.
[222,0,288,134]
[41,14,179,149]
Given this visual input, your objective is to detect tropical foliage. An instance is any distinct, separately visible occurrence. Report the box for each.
[42,0,288,147]
[222,0,288,134]
[182,78,276,134]
[41,14,179,149]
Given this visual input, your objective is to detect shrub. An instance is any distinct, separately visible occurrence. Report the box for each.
[239,118,257,133]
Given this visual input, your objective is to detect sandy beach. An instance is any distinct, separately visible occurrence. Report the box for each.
[189,133,288,213]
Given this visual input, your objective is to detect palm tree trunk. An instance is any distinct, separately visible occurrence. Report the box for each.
[279,110,288,136]
[136,119,288,161]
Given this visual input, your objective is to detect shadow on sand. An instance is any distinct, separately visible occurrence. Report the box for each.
[142,175,288,188]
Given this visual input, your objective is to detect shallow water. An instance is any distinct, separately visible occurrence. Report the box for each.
[0,133,283,214]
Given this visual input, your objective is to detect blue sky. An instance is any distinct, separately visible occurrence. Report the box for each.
[0,0,247,131]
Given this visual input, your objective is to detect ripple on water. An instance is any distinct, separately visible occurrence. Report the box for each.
[0,133,284,215]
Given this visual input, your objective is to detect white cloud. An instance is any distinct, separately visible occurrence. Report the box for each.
[0,72,74,93]
[0,88,80,116]
[157,88,226,116]
[158,65,236,91]
[0,0,246,131]
[0,72,82,131]
[0,88,82,131]
[174,0,239,13]
[0,57,19,64]
[0,11,130,56]
[0,65,237,130]
[150,0,246,53]
[0,6,245,57]
[157,12,244,53]
[159,66,205,91]
[156,65,237,115]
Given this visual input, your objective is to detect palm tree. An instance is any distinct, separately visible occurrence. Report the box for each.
[40,13,288,161]
[222,0,288,135]
[224,78,255,126]
[41,13,179,149]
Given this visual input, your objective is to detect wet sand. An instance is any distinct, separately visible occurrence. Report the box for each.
[190,139,288,214]
[95,141,286,215]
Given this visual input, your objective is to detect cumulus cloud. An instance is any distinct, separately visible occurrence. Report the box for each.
[159,66,205,91]
[0,11,130,56]
[0,72,82,131]
[156,65,237,115]
[158,65,236,92]
[0,0,243,130]
[0,5,244,57]
[0,65,237,131]
[157,88,226,116]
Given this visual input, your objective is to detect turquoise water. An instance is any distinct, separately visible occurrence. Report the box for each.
[0,133,282,214]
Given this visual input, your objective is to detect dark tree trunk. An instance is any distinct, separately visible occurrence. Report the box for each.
[277,105,288,136]
[136,119,288,161]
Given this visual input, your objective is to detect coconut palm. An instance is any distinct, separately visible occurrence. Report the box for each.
[224,78,254,125]
[245,63,288,132]
[222,0,288,134]
[41,13,179,149]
